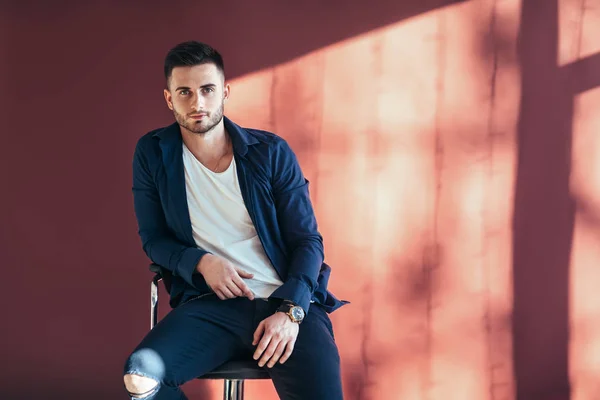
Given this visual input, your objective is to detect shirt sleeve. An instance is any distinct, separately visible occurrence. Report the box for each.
[268,139,324,313]
[132,138,210,288]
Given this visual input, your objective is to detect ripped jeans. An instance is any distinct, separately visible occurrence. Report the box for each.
[123,294,342,400]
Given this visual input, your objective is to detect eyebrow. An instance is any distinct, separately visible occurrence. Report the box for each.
[175,84,216,91]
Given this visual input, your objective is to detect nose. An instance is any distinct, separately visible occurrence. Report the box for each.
[191,90,205,111]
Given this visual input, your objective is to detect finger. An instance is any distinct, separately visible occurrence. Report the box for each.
[258,336,280,367]
[232,275,254,300]
[226,281,243,297]
[253,321,265,346]
[266,341,287,368]
[220,286,236,299]
[235,267,254,279]
[279,341,295,364]
[254,333,273,362]
[214,290,226,301]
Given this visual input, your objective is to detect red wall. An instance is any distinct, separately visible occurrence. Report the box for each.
[2,1,600,399]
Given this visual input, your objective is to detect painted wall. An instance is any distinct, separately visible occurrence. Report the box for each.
[2,0,600,399]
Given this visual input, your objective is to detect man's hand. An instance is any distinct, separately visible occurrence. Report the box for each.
[252,312,299,368]
[197,254,255,300]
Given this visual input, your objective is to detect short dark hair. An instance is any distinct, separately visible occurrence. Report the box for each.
[164,41,225,87]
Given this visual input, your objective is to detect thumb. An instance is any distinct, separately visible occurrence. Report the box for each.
[235,268,254,279]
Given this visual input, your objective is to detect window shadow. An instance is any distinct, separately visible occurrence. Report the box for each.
[512,1,600,399]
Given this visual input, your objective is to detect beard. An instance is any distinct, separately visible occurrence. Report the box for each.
[173,102,224,135]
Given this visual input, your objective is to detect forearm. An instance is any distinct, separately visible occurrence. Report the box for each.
[132,139,209,287]
[269,139,324,312]
[140,231,209,288]
[270,236,323,312]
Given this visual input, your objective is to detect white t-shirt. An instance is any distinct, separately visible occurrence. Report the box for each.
[182,143,283,298]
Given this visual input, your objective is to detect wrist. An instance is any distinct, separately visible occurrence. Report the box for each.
[276,301,305,324]
[196,253,214,274]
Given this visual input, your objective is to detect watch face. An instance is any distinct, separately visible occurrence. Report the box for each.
[291,306,305,321]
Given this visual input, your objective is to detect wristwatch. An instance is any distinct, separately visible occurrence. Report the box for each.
[277,301,305,324]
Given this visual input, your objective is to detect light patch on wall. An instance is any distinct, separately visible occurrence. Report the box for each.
[570,85,600,400]
[558,0,600,67]
[223,69,274,130]
[220,0,524,398]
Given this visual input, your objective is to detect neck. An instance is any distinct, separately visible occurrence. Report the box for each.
[181,119,230,157]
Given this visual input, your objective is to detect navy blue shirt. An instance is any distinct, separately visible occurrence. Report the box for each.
[132,116,347,313]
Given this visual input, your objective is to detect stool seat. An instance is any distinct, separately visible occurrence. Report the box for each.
[200,360,270,380]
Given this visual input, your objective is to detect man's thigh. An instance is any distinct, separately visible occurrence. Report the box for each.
[124,295,254,387]
[268,305,343,400]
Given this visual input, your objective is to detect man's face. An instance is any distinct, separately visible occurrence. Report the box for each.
[164,63,229,135]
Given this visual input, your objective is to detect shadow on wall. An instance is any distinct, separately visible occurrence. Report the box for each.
[2,0,467,81]
[512,0,600,398]
[513,0,571,398]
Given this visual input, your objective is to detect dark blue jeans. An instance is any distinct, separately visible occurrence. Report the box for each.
[123,294,343,399]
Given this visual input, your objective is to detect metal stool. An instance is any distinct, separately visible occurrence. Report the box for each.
[149,264,270,400]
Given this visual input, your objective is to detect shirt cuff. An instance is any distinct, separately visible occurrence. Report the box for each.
[270,277,313,313]
[176,247,209,288]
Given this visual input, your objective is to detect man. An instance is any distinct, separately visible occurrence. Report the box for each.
[123,41,347,400]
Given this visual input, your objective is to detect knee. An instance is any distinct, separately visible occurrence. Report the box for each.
[124,374,158,398]
[123,348,166,397]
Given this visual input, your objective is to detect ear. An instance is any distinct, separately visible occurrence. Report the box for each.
[223,83,231,103]
[164,89,173,110]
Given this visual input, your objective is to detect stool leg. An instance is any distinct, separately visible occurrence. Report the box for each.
[223,379,244,400]
[150,275,161,329]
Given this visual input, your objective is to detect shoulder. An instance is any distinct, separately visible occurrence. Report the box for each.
[135,126,166,151]
[245,127,283,144]
[132,125,174,172]
[243,126,295,157]
[134,123,179,159]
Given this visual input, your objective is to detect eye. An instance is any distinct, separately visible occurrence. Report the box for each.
[179,89,190,95]
[202,87,215,94]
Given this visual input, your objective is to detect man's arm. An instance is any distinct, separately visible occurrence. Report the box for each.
[132,139,209,288]
[269,139,324,313]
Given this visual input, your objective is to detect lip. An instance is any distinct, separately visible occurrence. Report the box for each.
[190,114,206,119]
